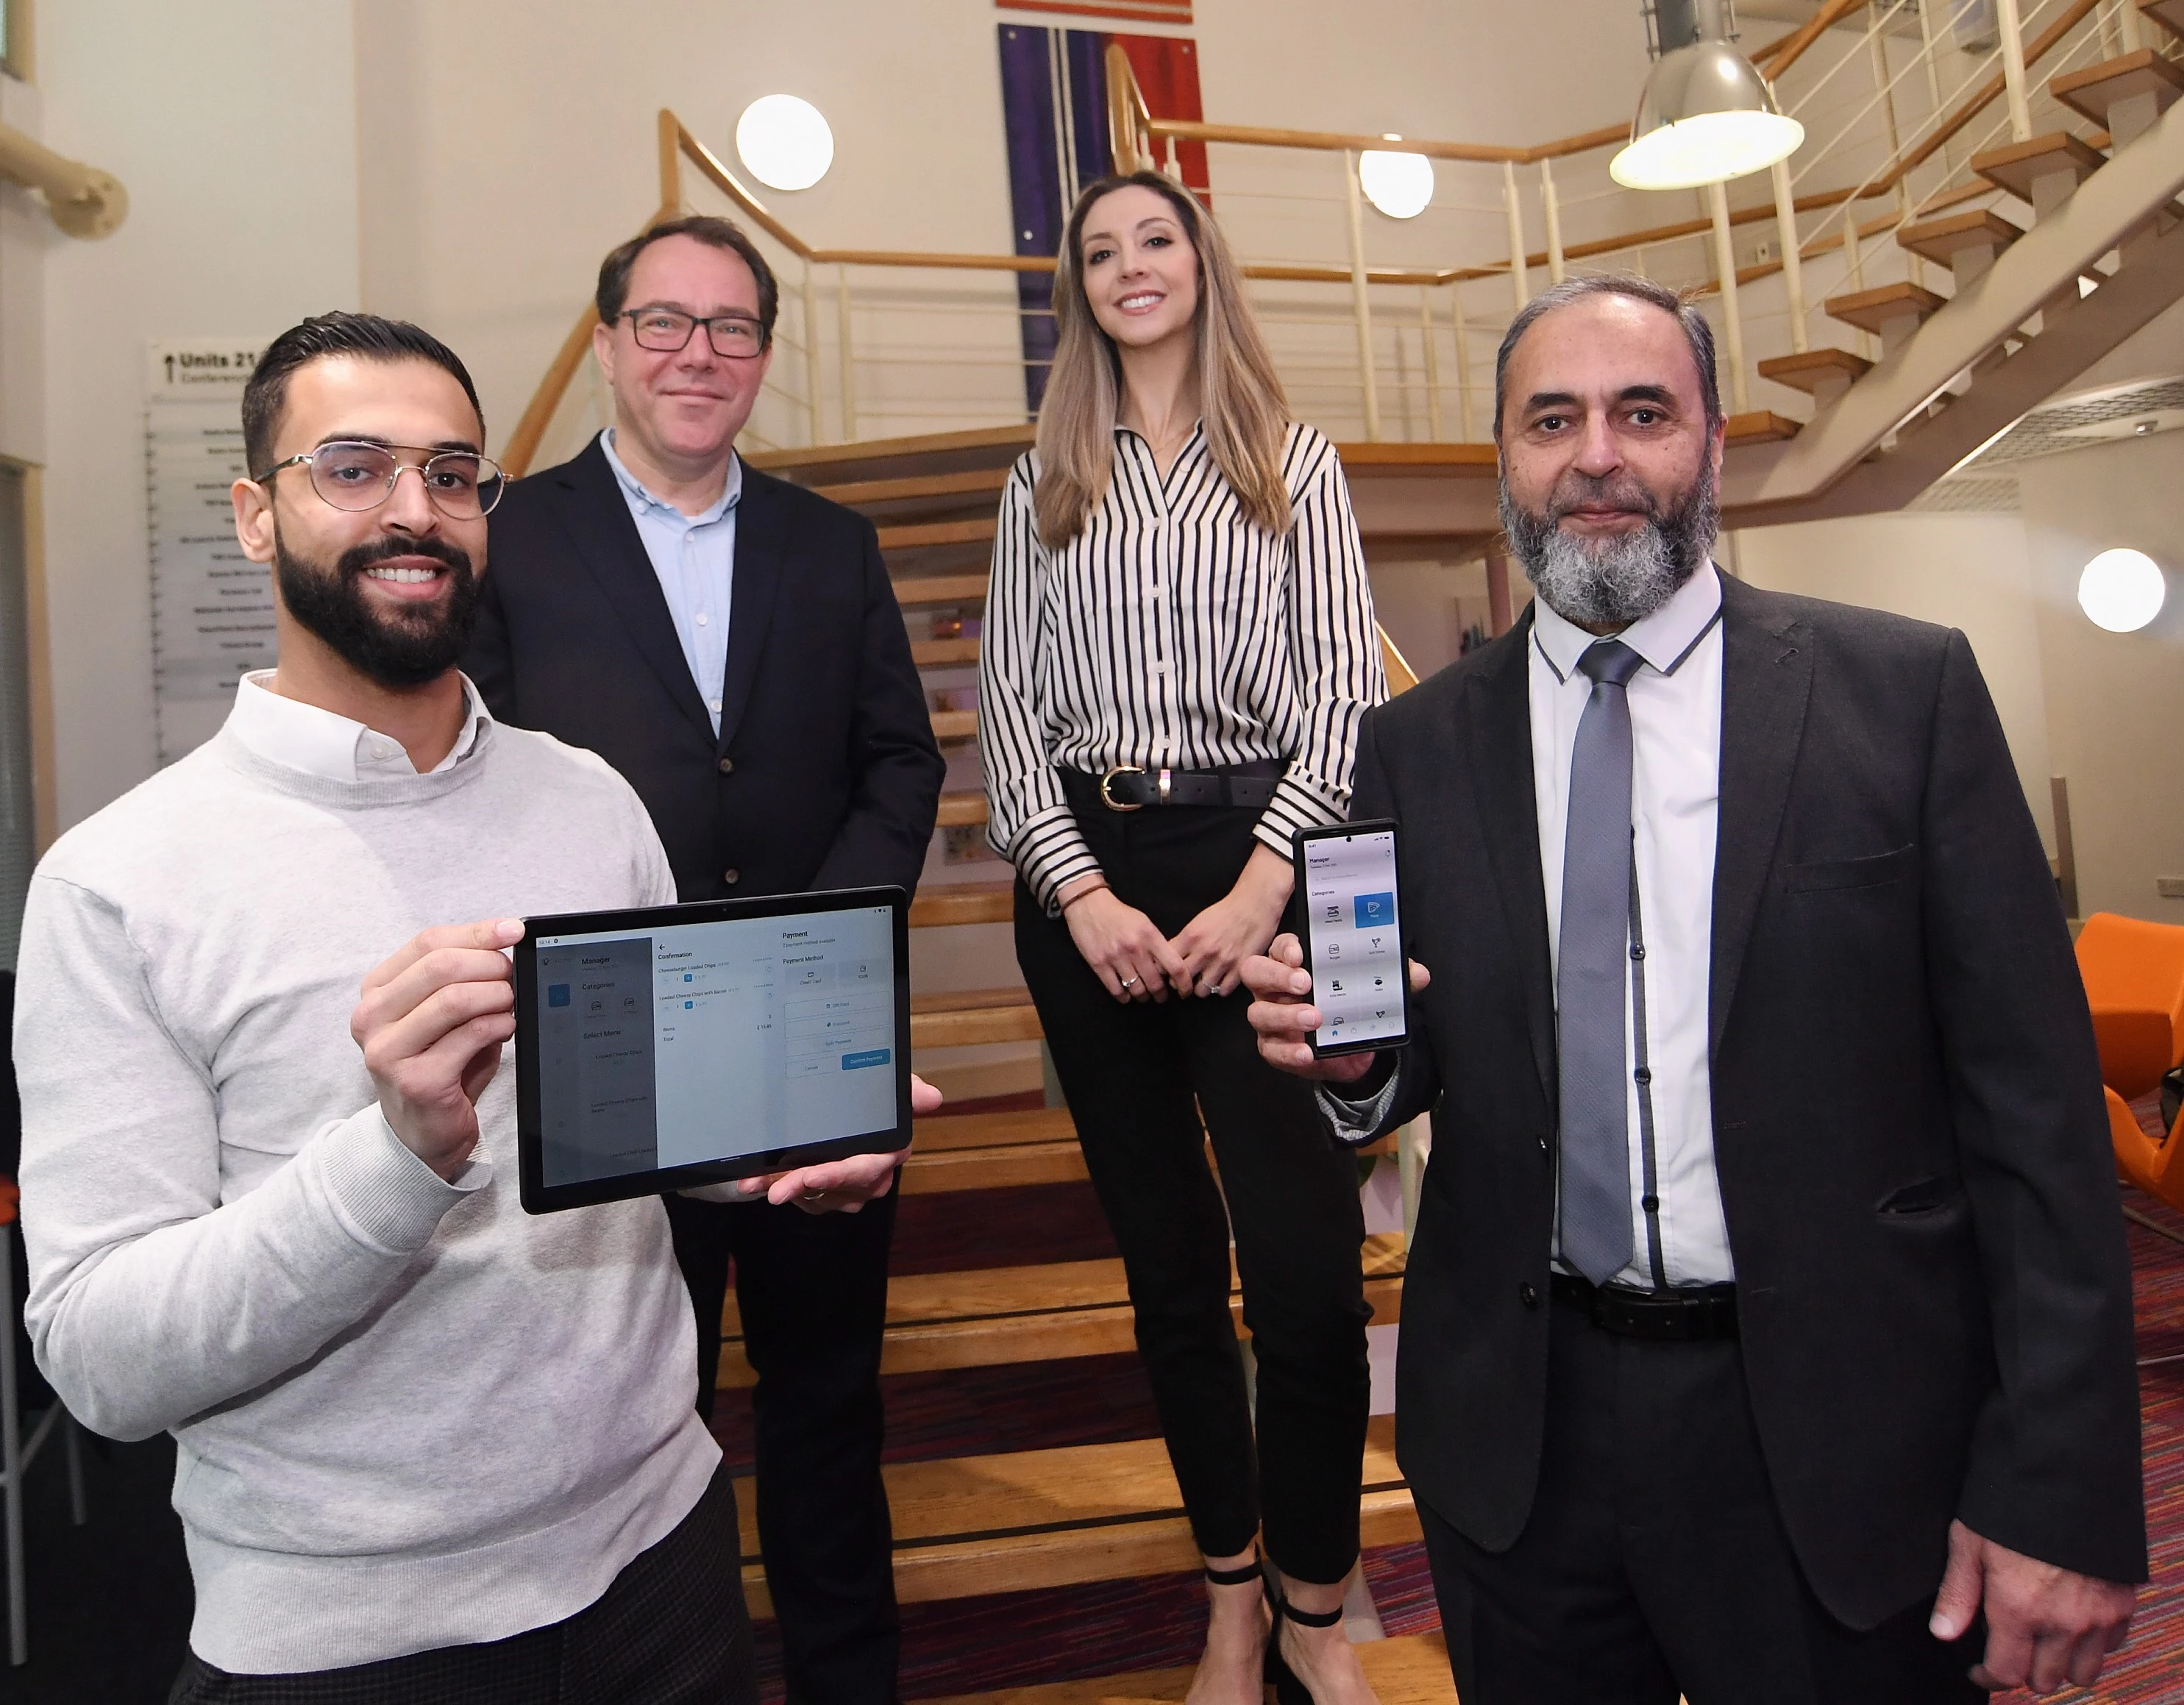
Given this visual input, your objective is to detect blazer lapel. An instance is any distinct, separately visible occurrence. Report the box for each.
[549,437,715,743]
[1465,612,1557,1103]
[716,468,788,752]
[1708,574,1814,1058]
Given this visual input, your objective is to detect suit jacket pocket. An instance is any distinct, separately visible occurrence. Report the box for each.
[1785,843,1916,893]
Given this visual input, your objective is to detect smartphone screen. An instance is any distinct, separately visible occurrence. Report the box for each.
[1294,822,1408,1056]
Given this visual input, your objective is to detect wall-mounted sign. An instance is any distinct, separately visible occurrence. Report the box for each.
[143,338,273,763]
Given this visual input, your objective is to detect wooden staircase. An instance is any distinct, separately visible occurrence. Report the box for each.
[721,432,1432,1697]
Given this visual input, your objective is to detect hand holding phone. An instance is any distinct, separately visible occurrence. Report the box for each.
[1290,821,1411,1057]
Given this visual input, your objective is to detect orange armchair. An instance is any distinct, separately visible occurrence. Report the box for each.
[2074,912,2184,1201]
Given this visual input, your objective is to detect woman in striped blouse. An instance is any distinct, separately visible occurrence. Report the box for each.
[978,171,1386,1705]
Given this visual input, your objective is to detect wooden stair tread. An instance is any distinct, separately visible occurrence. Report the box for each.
[1721,410,1799,444]
[910,880,1013,928]
[1971,131,2105,202]
[922,1631,1454,1705]
[900,1139,1084,1195]
[931,708,978,741]
[1896,207,2023,263]
[1755,348,1874,392]
[746,423,1034,489]
[880,517,1000,552]
[893,573,989,606]
[2144,0,2184,43]
[813,466,1011,511]
[2050,49,2184,127]
[735,1415,1403,1559]
[1824,281,1946,334]
[910,986,1043,1048]
[913,637,981,668]
[914,1106,1075,1152]
[936,791,989,827]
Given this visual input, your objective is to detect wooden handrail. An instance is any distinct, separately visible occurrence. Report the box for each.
[502,305,601,479]
[1140,115,1630,165]
[1760,0,1871,80]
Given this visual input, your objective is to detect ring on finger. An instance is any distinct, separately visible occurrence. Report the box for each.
[1120,973,1140,990]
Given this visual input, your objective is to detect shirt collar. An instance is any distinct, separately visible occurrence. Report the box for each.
[602,428,741,525]
[226,670,490,783]
[1532,561,1724,685]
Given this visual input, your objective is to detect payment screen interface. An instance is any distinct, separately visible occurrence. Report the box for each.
[531,907,897,1186]
[1302,830,1405,1049]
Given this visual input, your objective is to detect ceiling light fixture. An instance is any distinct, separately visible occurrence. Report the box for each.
[1611,0,1804,191]
[2078,547,2166,633]
[1359,137,1434,220]
[736,94,834,193]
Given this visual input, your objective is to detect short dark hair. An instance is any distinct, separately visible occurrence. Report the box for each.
[594,215,779,346]
[243,312,485,476]
[1493,274,1724,441]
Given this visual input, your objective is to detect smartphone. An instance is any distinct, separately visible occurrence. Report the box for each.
[1291,819,1409,1058]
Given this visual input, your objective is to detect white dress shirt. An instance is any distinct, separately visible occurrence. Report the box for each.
[227,669,487,780]
[601,428,741,733]
[1327,563,1734,1289]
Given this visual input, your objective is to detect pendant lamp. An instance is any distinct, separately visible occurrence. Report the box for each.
[1610,0,1804,190]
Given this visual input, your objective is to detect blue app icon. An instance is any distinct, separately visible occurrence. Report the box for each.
[685,999,694,1009]
[1354,891,1395,928]
[684,972,694,983]
[547,984,571,1008]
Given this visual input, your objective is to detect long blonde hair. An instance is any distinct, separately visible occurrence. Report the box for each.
[1034,171,1291,548]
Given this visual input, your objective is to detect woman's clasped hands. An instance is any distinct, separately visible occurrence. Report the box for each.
[1058,845,1293,1004]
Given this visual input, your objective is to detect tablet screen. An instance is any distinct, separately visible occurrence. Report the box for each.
[526,899,901,1192]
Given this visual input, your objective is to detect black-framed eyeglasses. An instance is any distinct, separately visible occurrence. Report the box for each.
[252,441,507,519]
[618,307,768,359]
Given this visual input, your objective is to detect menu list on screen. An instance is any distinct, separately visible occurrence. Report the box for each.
[532,906,897,1186]
[1301,830,1406,1050]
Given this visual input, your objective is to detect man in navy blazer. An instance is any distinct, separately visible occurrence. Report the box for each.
[468,216,942,1705]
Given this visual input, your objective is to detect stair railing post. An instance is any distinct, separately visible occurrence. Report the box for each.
[2119,0,2146,51]
[1994,0,2035,142]
[1451,282,1478,441]
[803,259,826,445]
[1343,149,1383,441]
[1501,159,1530,316]
[1771,152,1810,353]
[1866,4,1907,217]
[1420,287,1445,441]
[1540,157,1568,285]
[1708,180,1751,416]
[836,263,858,444]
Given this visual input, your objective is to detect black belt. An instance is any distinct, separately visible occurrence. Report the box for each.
[1084,763,1281,812]
[1550,1271,1739,1342]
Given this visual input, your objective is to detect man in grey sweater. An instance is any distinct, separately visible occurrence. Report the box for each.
[13,313,922,1702]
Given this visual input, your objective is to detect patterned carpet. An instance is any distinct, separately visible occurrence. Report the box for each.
[722,1093,2184,1703]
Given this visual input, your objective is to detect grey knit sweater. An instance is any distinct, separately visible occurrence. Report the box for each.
[14,713,719,1673]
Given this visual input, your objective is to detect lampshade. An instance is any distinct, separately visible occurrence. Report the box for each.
[1610,39,1804,190]
[2078,548,2166,633]
[736,95,835,193]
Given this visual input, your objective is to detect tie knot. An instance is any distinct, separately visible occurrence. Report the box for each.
[1576,638,1643,689]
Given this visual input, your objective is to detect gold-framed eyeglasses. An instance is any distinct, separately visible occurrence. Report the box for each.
[252,441,507,519]
[619,307,768,359]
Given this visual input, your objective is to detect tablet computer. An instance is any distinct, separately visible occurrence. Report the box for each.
[515,886,911,1213]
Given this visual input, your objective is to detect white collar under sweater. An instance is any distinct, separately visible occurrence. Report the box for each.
[226,669,488,783]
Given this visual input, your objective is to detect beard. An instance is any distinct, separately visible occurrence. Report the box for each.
[1498,455,1718,629]
[274,524,481,691]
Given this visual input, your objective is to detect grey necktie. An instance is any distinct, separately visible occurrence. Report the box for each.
[1558,638,1643,1286]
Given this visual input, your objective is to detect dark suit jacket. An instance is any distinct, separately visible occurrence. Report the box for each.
[468,436,943,903]
[1353,572,2144,1627]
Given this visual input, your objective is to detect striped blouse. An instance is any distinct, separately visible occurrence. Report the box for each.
[978,421,1387,912]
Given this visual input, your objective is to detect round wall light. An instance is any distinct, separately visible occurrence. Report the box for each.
[1359,139,1434,220]
[2077,547,2166,633]
[736,95,834,192]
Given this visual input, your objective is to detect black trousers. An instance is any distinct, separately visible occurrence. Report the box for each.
[1419,1291,1986,1705]
[1015,786,1371,1584]
[665,1189,899,1705]
[169,1465,755,1704]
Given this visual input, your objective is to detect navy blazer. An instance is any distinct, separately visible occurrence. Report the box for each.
[1350,572,2144,1626]
[468,435,944,903]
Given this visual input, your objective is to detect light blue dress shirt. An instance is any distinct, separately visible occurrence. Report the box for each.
[601,428,741,735]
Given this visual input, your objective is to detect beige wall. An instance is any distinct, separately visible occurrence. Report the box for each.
[1734,512,2058,849]
[2017,434,2184,925]
[35,1,360,830]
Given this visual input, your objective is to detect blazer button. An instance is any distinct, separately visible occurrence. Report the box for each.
[722,869,740,886]
[717,757,736,775]
[1519,1281,1538,1309]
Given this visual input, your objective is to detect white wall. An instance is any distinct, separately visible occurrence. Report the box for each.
[1735,512,2058,848]
[37,1,360,829]
[2017,434,2184,925]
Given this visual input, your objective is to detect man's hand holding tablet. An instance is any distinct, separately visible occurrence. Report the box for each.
[725,1074,939,1213]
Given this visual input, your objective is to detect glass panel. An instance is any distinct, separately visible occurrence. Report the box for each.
[0,465,36,970]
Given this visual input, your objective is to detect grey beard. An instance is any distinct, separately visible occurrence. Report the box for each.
[1499,460,1718,629]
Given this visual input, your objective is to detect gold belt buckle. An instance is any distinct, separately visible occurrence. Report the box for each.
[1099,764,1146,812]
